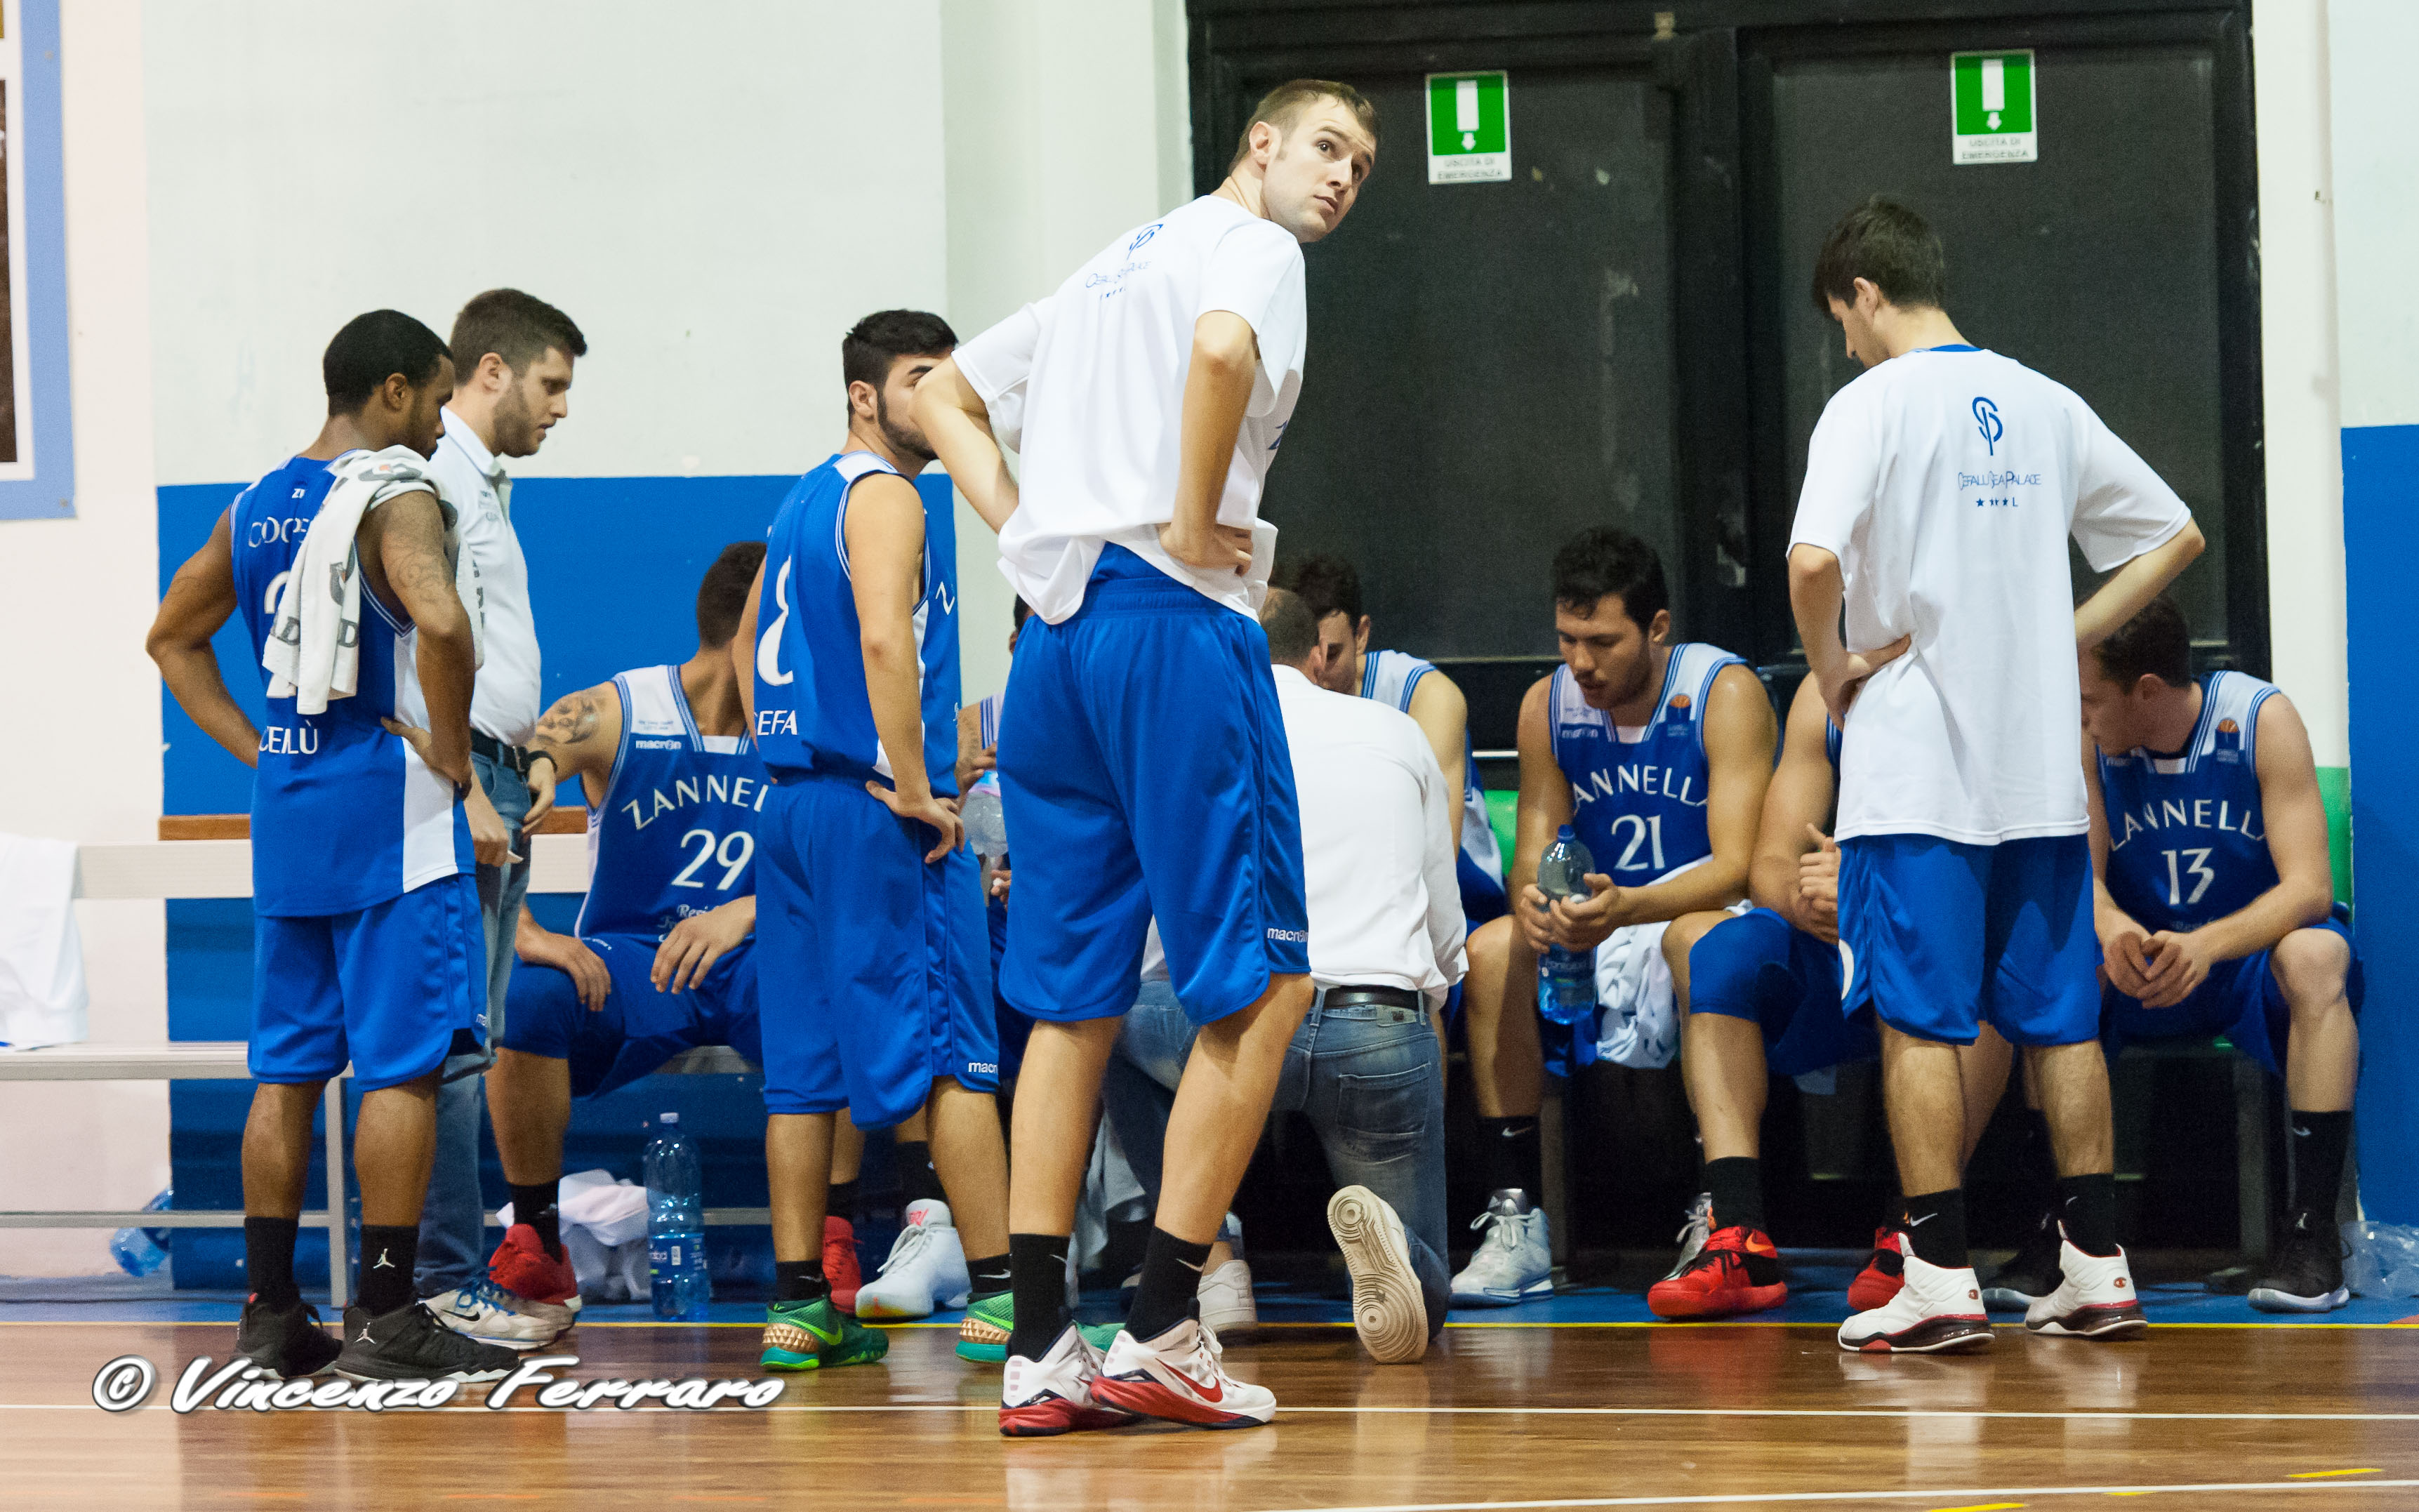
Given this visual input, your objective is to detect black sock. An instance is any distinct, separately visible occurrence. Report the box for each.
[1127,1227,1213,1342]
[896,1140,944,1207]
[828,1178,861,1227]
[244,1216,302,1309]
[774,1258,829,1303]
[1900,1188,1969,1270]
[1477,1116,1542,1201]
[1006,1232,1073,1362]
[509,1182,562,1258]
[2288,1109,2353,1228]
[357,1224,418,1315]
[2057,1172,2120,1258]
[1703,1156,1765,1233]
[967,1252,1012,1300]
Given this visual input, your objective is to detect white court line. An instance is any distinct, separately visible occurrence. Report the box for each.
[1257,1481,2419,1511]
[7,1400,2419,1421]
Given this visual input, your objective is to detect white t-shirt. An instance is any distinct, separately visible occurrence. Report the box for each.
[1787,347,2192,844]
[953,194,1308,623]
[430,409,542,747]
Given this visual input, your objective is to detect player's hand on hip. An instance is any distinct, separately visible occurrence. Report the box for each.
[381,715,474,789]
[653,903,750,995]
[1156,519,1254,574]
[867,781,965,862]
[1548,874,1623,952]
[461,779,522,870]
[524,931,611,1012]
[1811,634,1912,726]
[2136,929,2215,1009]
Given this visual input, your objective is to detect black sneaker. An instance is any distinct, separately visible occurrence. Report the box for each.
[2248,1214,2350,1313]
[235,1294,341,1378]
[334,1301,519,1382]
[1980,1213,2062,1312]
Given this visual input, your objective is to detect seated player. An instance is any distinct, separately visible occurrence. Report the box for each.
[435,543,783,1346]
[1275,552,1509,927]
[2081,597,2361,1312]
[1453,529,1774,1307]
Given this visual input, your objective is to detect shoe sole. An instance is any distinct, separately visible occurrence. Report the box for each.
[1647,1280,1789,1321]
[1328,1186,1427,1364]
[239,1350,340,1380]
[2247,1285,2350,1313]
[335,1364,511,1383]
[1838,1315,1994,1354]
[1090,1372,1271,1428]
[999,1399,1134,1437]
[1447,1275,1552,1308]
[2025,1304,2148,1339]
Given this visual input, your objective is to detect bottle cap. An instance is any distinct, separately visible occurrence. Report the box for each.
[1556,824,1577,842]
[658,1112,680,1126]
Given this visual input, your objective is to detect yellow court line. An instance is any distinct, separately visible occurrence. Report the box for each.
[1933,1503,2025,1511]
[2288,1470,2382,1479]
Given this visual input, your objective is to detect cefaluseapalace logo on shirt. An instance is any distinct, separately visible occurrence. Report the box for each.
[1973,396,2003,456]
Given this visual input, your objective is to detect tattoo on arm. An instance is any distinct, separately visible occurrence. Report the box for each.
[530,687,608,774]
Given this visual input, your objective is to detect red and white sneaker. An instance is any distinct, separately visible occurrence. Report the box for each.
[1092,1313,1275,1428]
[1848,1228,1906,1312]
[1000,1323,1135,1438]
[824,1216,864,1314]
[486,1223,581,1333]
[1836,1249,1992,1354]
[2024,1231,2147,1340]
[1646,1226,1788,1319]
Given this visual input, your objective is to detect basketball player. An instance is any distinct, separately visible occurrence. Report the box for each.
[418,543,771,1348]
[916,79,1378,1432]
[1790,197,2203,1353]
[146,310,517,1382]
[734,309,1011,1374]
[1277,553,1509,925]
[1452,528,1774,1308]
[2081,597,2361,1312]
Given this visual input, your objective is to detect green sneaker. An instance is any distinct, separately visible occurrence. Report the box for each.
[955,1292,1118,1364]
[762,1296,889,1373]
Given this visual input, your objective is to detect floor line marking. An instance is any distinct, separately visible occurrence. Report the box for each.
[1250,1480,2419,1511]
[2288,1469,2382,1478]
[2,1316,2415,1330]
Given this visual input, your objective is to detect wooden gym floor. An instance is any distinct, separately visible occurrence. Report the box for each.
[5,1305,2415,1511]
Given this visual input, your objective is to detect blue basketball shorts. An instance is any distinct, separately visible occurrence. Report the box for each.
[754,774,999,1126]
[1686,907,1878,1077]
[1837,832,2099,1047]
[988,892,1036,1077]
[501,933,762,1099]
[996,544,1311,1028]
[251,873,484,1091]
[2102,909,2363,1077]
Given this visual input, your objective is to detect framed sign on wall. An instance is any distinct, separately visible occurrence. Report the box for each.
[0,0,72,521]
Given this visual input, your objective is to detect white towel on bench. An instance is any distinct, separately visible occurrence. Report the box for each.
[0,834,88,1049]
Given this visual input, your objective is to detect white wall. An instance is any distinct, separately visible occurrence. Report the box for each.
[2328,0,2419,430]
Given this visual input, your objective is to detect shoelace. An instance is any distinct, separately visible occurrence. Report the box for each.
[877,1219,941,1277]
[455,1278,524,1315]
[1469,1207,1529,1256]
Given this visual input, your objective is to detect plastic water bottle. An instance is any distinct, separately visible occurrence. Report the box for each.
[110,1188,173,1278]
[644,1113,711,1320]
[1535,825,1598,1026]
[963,778,1009,858]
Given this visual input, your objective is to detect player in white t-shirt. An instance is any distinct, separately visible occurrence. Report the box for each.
[1786,197,2204,1353]
[917,79,1377,1435]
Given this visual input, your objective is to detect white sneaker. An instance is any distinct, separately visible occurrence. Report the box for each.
[1662,1192,1714,1281]
[2024,1232,2148,1339]
[1837,1249,1993,1354]
[1093,1314,1275,1428]
[853,1199,971,1320]
[1449,1190,1553,1306]
[1000,1322,1134,1437]
[1197,1258,1258,1336]
[1328,1185,1428,1364]
[427,1279,559,1351]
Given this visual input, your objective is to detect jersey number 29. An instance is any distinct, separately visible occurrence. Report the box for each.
[672,828,754,891]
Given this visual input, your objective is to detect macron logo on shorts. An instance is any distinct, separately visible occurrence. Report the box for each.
[1266,927,1308,944]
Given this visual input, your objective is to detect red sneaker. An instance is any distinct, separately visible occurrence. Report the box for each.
[486,1223,581,1330]
[1647,1226,1788,1320]
[824,1215,864,1313]
[1848,1228,1906,1313]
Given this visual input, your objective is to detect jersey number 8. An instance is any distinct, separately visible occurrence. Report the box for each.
[672,828,755,891]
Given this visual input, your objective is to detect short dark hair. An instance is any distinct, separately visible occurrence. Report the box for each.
[1810,195,1947,315]
[2091,595,2192,689]
[843,310,957,396]
[1272,552,1363,627]
[1012,599,1033,631]
[696,541,768,649]
[1552,527,1669,627]
[1228,79,1379,172]
[323,310,451,415]
[1260,586,1319,665]
[449,289,586,378]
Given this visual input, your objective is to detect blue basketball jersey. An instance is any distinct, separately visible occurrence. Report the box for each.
[2098,671,2280,934]
[227,453,472,917]
[752,452,961,793]
[1362,649,1508,916]
[1547,642,1746,881]
[576,664,769,939]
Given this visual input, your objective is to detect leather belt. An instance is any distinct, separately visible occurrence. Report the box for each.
[1320,985,1422,1012]
[471,731,532,777]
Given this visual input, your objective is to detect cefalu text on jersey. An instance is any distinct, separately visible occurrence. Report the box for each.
[623,774,771,831]
[2107,797,2264,851]
[1569,765,1706,808]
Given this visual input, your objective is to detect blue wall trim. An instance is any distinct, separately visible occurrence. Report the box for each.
[2343,423,2418,1223]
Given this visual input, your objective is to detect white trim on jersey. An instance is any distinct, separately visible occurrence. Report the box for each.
[1549,642,1740,766]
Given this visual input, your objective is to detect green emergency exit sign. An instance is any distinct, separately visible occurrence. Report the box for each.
[1426,71,1510,184]
[1952,51,2037,164]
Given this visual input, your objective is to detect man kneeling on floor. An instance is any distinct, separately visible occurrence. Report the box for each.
[1103,588,1466,1363]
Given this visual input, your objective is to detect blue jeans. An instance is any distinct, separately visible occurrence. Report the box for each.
[416,750,529,1297]
[1101,981,1450,1339]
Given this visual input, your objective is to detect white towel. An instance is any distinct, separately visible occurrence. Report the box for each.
[0,834,88,1049]
[262,446,484,715]
[1586,855,1713,1070]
